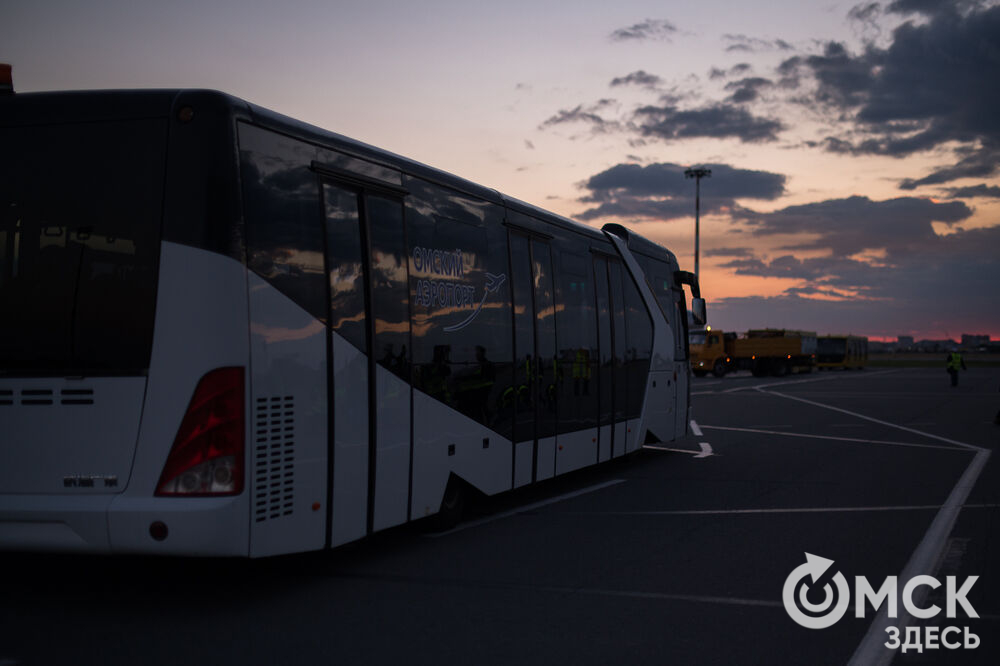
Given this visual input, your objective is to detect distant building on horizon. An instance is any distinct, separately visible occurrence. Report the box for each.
[962,334,990,350]
[897,335,915,350]
[917,339,958,353]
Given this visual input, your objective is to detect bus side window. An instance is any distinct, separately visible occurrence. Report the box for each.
[241,126,326,323]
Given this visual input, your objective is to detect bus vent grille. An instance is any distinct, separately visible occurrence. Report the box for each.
[253,395,295,523]
[0,388,95,406]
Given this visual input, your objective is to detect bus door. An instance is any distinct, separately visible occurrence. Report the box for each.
[509,232,556,486]
[591,254,628,460]
[323,181,412,547]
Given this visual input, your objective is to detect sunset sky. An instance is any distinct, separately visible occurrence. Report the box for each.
[4,0,998,341]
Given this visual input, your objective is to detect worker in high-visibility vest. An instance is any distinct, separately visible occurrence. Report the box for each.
[946,351,966,387]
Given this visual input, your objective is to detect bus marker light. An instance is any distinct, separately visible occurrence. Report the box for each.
[312,502,321,512]
[149,521,168,541]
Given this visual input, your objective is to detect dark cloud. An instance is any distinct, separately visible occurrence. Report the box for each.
[710,63,754,80]
[610,19,678,42]
[576,162,786,221]
[538,99,620,134]
[610,70,663,89]
[632,103,784,143]
[849,2,883,23]
[737,195,972,255]
[786,3,1000,187]
[723,34,795,53]
[944,183,1000,199]
[899,145,1000,189]
[803,41,879,108]
[704,246,754,258]
[848,2,884,40]
[720,253,886,290]
[776,55,804,88]
[724,77,774,103]
[886,0,967,17]
[707,224,1000,337]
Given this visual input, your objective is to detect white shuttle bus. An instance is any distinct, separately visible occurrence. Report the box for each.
[0,86,704,557]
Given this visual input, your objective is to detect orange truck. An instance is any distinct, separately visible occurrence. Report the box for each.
[689,328,817,377]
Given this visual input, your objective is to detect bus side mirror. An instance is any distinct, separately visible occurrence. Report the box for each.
[691,297,707,326]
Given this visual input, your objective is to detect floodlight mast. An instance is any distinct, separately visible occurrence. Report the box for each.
[684,167,711,280]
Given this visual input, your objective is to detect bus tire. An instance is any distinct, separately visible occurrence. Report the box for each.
[712,360,726,378]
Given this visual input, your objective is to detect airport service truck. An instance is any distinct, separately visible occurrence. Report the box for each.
[690,328,817,377]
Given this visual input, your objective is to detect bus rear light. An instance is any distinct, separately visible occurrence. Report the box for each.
[0,64,12,94]
[156,367,245,496]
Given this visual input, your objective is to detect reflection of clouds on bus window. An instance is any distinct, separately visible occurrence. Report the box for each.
[251,319,326,344]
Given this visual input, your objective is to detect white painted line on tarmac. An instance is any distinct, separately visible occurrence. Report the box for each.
[757,388,982,451]
[586,505,948,517]
[699,425,969,452]
[573,503,999,517]
[749,387,991,666]
[426,479,626,538]
[690,420,703,437]
[567,586,784,609]
[721,369,899,393]
[644,442,715,457]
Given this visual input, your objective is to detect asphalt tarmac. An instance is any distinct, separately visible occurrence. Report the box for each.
[1,367,997,665]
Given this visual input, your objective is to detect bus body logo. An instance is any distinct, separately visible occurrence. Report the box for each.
[63,475,118,488]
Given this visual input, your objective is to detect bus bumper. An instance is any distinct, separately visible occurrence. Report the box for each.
[0,494,248,557]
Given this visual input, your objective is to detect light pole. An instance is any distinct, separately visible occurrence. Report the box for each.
[684,167,711,280]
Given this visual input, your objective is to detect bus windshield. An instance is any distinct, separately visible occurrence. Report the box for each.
[689,332,707,346]
[0,118,166,375]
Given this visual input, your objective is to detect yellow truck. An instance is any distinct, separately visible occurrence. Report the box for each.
[690,328,817,377]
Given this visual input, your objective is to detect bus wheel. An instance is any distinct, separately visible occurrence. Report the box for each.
[712,360,726,378]
[772,362,788,377]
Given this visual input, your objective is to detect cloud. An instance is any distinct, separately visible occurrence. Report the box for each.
[785,3,1000,187]
[885,0,967,17]
[944,183,1000,199]
[710,63,754,80]
[539,99,620,134]
[610,19,678,42]
[632,103,785,143]
[899,145,1000,189]
[849,2,883,23]
[723,34,795,53]
[610,70,663,89]
[708,223,1000,336]
[704,246,754,258]
[737,195,972,256]
[724,77,774,103]
[576,162,786,221]
[848,2,884,41]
